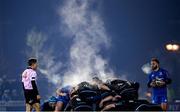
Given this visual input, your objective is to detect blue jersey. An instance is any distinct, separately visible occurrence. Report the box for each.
[148,68,169,96]
[60,85,72,94]
[56,86,72,109]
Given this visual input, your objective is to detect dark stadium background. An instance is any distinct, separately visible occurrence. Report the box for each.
[0,0,180,110]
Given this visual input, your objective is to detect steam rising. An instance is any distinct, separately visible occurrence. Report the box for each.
[26,0,115,87]
[60,0,114,86]
[141,63,152,75]
[26,29,62,85]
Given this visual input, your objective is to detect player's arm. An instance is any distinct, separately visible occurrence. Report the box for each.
[98,83,111,91]
[22,74,26,91]
[56,88,67,96]
[146,76,153,97]
[147,74,151,88]
[31,72,40,99]
[164,70,172,85]
[147,74,156,88]
[147,80,151,88]
[56,89,64,96]
[31,78,39,95]
[22,71,27,91]
[156,70,172,87]
[22,82,25,90]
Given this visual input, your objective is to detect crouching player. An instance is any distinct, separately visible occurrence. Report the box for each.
[55,85,72,111]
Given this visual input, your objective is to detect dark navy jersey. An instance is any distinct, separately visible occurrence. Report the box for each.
[148,68,170,96]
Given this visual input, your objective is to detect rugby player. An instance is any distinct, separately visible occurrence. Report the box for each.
[147,58,172,111]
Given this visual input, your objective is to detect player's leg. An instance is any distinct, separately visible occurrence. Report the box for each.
[161,103,167,111]
[160,96,168,111]
[24,91,32,112]
[101,103,116,111]
[55,101,64,111]
[32,102,41,112]
[26,103,32,112]
[99,95,113,108]
[152,95,159,104]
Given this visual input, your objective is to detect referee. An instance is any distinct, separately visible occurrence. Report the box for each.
[22,58,41,111]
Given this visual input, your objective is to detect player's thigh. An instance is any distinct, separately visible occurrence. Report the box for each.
[161,96,168,103]
[32,103,40,112]
[160,96,168,110]
[102,103,116,111]
[152,96,159,104]
[55,101,64,111]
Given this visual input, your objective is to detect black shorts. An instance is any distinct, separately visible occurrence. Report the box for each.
[24,90,40,105]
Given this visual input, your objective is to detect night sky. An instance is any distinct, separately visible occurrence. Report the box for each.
[1,0,180,99]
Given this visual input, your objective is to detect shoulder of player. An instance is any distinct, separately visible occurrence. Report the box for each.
[159,68,168,73]
[148,72,154,76]
[24,68,37,75]
[22,69,29,75]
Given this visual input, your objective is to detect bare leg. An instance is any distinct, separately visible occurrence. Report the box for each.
[101,103,116,111]
[113,95,121,101]
[55,101,64,112]
[32,103,40,112]
[99,96,113,108]
[26,103,32,112]
[161,103,167,111]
